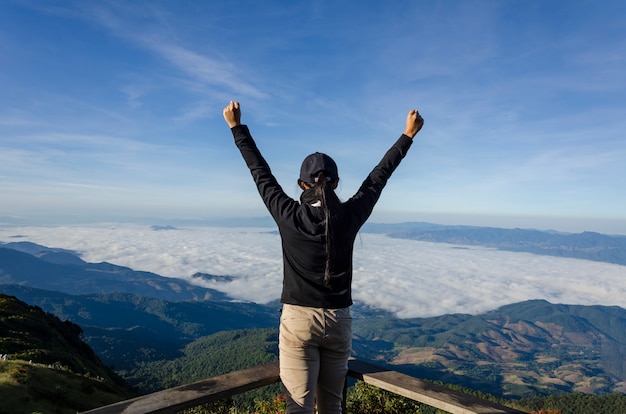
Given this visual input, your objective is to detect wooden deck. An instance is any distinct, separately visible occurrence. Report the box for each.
[80,359,527,414]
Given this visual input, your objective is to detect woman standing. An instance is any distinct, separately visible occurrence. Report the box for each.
[223,101,424,414]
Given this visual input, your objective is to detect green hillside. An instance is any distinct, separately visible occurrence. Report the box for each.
[129,328,282,411]
[0,285,280,374]
[352,299,626,397]
[128,328,278,391]
[0,294,134,414]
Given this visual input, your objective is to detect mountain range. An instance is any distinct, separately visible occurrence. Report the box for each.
[0,240,227,301]
[1,227,626,401]
[363,222,626,265]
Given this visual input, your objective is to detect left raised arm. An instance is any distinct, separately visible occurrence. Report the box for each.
[223,101,241,128]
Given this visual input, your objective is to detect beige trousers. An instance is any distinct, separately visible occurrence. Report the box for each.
[279,304,352,414]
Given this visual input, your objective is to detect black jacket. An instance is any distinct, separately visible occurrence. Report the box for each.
[232,125,413,308]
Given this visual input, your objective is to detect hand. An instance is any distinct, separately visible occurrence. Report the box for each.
[223,101,241,128]
[404,109,424,138]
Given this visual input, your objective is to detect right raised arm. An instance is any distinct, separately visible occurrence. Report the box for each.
[403,109,424,138]
[346,108,424,224]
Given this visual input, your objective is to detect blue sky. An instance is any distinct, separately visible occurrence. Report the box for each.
[1,0,625,233]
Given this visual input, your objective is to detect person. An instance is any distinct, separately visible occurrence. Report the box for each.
[223,101,424,414]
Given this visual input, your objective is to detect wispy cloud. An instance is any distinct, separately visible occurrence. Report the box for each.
[81,2,268,101]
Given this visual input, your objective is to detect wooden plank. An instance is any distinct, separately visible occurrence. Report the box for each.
[81,358,528,414]
[348,359,527,414]
[79,361,280,414]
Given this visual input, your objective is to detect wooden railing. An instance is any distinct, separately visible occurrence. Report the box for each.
[80,359,528,414]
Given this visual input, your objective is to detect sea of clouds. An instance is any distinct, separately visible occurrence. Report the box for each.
[1,224,625,318]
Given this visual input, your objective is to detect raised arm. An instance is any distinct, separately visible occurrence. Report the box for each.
[403,109,424,138]
[223,101,298,222]
[223,101,242,128]
[346,108,424,225]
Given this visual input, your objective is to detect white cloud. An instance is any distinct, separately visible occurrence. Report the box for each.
[1,224,624,318]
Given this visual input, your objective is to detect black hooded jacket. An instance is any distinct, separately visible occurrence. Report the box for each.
[232,125,413,309]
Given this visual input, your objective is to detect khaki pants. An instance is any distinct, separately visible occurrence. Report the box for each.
[279,304,352,414]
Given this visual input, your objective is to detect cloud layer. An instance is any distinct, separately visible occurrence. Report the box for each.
[1,224,624,318]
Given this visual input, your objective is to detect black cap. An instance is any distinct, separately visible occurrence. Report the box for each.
[299,152,338,183]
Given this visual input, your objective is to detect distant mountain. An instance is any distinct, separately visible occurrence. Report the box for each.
[363,222,626,266]
[1,240,87,265]
[352,299,626,397]
[0,294,133,413]
[150,225,178,231]
[0,242,229,301]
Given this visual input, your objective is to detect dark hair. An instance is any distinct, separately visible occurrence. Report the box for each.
[312,171,340,285]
